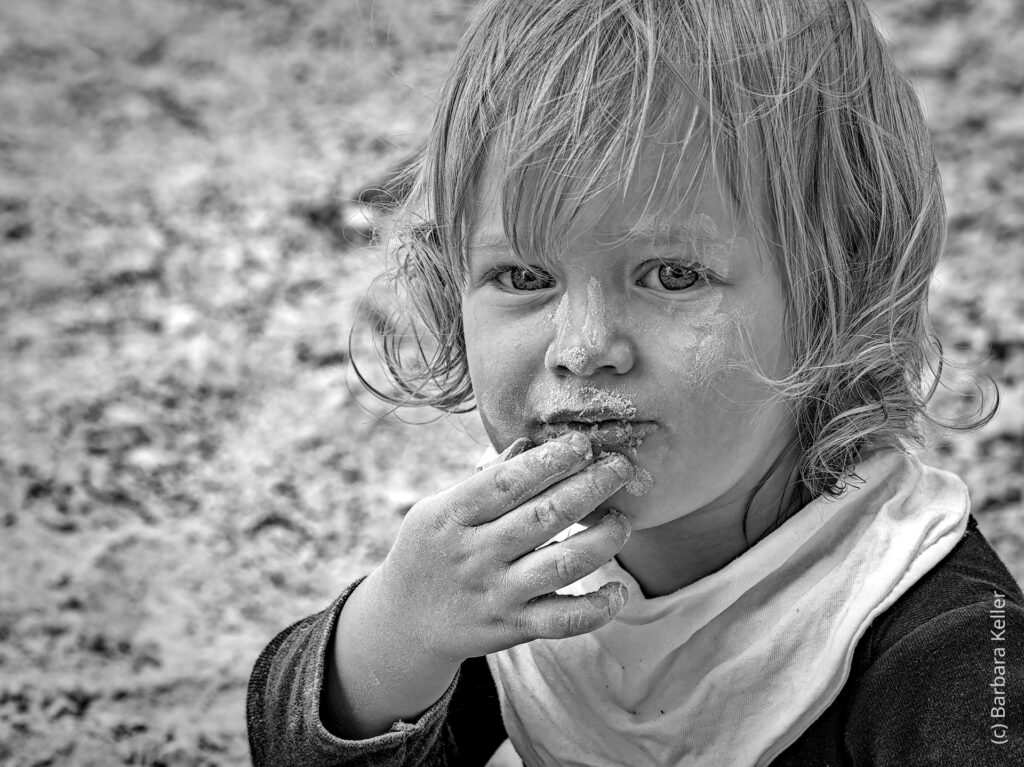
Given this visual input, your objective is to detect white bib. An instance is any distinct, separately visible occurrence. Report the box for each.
[485,452,969,766]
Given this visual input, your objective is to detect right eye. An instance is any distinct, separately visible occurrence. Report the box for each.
[492,266,556,292]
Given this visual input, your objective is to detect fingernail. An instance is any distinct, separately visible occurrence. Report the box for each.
[588,582,627,613]
[605,508,631,539]
[602,452,633,481]
[562,430,592,460]
[501,437,533,461]
[605,582,628,613]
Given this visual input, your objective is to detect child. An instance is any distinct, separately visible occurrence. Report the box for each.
[247,1,1024,764]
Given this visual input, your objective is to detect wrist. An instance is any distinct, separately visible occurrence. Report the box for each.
[327,569,461,738]
[357,565,463,673]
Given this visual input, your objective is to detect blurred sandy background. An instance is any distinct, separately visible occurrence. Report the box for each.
[1,1,1022,764]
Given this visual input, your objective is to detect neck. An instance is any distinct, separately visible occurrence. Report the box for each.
[616,446,809,598]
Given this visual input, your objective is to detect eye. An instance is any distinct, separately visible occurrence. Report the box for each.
[492,265,556,291]
[637,261,701,291]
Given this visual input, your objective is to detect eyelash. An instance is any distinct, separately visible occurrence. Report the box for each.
[481,260,718,293]
[481,264,556,292]
[637,259,721,291]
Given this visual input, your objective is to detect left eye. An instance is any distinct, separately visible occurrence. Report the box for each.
[638,262,701,291]
[494,266,555,291]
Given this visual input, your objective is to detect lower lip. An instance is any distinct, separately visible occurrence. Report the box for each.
[537,420,659,451]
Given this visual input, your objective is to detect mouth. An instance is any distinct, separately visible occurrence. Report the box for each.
[535,418,659,452]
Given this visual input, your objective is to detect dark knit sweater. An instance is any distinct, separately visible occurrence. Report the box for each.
[247,515,1024,765]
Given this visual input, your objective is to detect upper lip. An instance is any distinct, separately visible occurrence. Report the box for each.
[540,407,645,425]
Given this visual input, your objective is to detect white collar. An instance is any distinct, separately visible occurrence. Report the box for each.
[487,452,969,766]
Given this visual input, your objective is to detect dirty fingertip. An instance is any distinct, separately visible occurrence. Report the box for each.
[503,436,533,460]
[605,508,631,538]
[477,437,533,472]
[598,581,629,614]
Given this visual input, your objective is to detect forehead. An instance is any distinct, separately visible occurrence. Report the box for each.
[468,143,753,254]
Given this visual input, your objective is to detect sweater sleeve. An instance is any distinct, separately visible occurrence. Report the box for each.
[844,597,1024,766]
[246,578,508,766]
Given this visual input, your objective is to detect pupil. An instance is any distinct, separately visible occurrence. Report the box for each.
[658,264,697,290]
[511,268,548,290]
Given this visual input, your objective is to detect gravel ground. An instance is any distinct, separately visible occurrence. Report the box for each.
[1,1,1021,764]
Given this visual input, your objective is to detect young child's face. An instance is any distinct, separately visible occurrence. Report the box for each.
[462,149,796,530]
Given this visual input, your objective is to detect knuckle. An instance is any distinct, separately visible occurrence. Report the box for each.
[554,547,589,582]
[558,607,586,637]
[510,607,533,641]
[403,496,431,523]
[404,499,444,535]
[491,524,521,556]
[483,591,504,626]
[423,505,452,537]
[584,466,607,496]
[422,490,470,529]
[531,496,563,530]
[447,503,473,529]
[492,568,518,604]
[492,464,524,498]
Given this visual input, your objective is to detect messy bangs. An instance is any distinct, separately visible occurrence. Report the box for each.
[448,2,724,274]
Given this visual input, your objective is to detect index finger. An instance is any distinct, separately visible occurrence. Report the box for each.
[442,431,594,526]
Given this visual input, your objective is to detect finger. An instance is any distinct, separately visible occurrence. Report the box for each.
[490,452,632,557]
[438,431,595,526]
[508,509,630,597]
[474,437,533,473]
[510,582,628,642]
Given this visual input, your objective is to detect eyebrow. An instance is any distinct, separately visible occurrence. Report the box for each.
[470,234,512,251]
[468,214,725,253]
[625,213,722,243]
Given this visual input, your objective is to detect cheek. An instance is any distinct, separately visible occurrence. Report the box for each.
[679,279,790,391]
[463,300,540,446]
[689,307,793,456]
[629,290,734,389]
[640,296,789,443]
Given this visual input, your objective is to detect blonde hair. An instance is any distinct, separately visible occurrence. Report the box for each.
[356,0,995,497]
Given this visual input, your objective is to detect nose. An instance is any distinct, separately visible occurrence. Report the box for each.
[544,281,635,377]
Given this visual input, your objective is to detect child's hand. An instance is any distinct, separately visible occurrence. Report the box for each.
[376,430,633,664]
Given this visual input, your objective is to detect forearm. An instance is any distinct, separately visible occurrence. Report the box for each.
[324,569,462,739]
